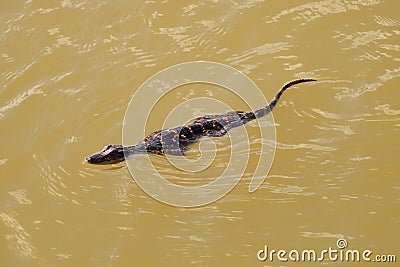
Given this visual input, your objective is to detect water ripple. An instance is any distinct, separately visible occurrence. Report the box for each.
[268,0,382,24]
[275,141,336,152]
[0,212,37,259]
[226,42,291,73]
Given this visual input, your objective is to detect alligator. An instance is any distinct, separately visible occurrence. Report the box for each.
[85,79,315,165]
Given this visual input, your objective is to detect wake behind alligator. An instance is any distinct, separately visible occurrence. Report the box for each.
[85,79,316,165]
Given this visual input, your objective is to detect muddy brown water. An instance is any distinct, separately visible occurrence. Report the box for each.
[1,1,399,266]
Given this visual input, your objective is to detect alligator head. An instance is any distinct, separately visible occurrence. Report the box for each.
[85,144,125,165]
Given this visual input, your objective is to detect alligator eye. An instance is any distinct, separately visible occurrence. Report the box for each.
[103,144,112,150]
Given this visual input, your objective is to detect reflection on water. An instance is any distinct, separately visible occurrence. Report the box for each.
[1,0,399,266]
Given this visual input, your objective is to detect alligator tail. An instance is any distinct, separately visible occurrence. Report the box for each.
[254,78,316,117]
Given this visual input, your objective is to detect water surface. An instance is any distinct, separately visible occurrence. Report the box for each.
[1,0,399,266]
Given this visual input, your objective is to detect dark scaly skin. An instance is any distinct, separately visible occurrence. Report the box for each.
[85,79,316,165]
